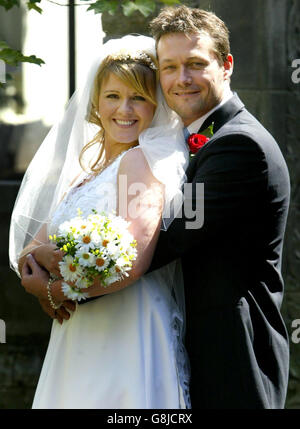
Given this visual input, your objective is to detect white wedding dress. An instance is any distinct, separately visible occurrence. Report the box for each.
[32,148,190,409]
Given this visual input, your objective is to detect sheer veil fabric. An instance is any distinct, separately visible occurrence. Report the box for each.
[9,35,191,408]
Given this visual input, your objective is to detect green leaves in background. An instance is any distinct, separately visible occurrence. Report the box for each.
[26,0,43,14]
[87,0,181,17]
[122,0,156,17]
[0,0,42,11]
[0,41,44,66]
[0,0,181,16]
[0,0,20,11]
[156,0,180,4]
[86,0,119,15]
[0,0,181,78]
[0,0,43,83]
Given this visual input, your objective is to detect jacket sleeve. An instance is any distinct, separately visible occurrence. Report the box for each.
[149,133,268,271]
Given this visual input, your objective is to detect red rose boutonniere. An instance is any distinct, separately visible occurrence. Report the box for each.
[188,134,209,154]
[187,122,214,157]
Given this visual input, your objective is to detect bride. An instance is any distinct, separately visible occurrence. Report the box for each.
[9,35,190,409]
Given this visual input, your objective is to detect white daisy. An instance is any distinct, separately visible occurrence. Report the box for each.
[126,245,138,260]
[59,255,83,282]
[90,229,102,246]
[75,247,96,267]
[104,269,121,286]
[115,255,130,268]
[72,219,91,239]
[61,282,89,301]
[57,220,73,238]
[88,213,106,228]
[75,232,96,252]
[94,254,109,272]
[106,240,122,259]
[109,214,129,232]
[75,276,91,289]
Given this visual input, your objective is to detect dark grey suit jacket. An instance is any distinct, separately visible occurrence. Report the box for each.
[149,93,290,409]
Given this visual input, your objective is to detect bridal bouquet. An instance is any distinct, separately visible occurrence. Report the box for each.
[49,209,138,301]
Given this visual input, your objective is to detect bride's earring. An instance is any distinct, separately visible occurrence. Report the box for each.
[96,112,103,129]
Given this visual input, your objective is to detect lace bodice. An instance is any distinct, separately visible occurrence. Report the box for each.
[49,149,134,235]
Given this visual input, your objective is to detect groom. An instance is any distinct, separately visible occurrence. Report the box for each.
[148,6,290,408]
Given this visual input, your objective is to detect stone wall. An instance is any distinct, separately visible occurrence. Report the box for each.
[0,183,52,408]
[0,0,299,409]
[280,0,300,409]
[207,0,300,409]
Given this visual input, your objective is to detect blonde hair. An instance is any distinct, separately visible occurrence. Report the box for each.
[80,53,158,174]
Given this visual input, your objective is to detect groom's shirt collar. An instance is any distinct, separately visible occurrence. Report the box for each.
[185,88,233,135]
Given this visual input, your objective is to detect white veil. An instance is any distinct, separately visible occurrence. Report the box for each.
[9,35,189,276]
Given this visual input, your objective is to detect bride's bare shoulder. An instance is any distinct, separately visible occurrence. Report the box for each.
[119,146,148,170]
[118,146,159,184]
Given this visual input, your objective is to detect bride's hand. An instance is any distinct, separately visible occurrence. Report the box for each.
[38,297,76,324]
[21,254,49,300]
[32,243,64,278]
[21,254,70,306]
[22,254,73,303]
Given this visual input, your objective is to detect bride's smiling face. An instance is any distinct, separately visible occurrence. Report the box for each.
[98,73,155,145]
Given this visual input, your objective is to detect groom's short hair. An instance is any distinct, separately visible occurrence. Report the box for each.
[149,5,230,65]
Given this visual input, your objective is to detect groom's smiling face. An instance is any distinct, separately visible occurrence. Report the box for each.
[157,32,233,126]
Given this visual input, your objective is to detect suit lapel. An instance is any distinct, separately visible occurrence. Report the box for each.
[186,93,245,180]
[199,92,245,133]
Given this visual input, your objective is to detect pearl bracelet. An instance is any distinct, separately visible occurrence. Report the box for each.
[47,276,61,310]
